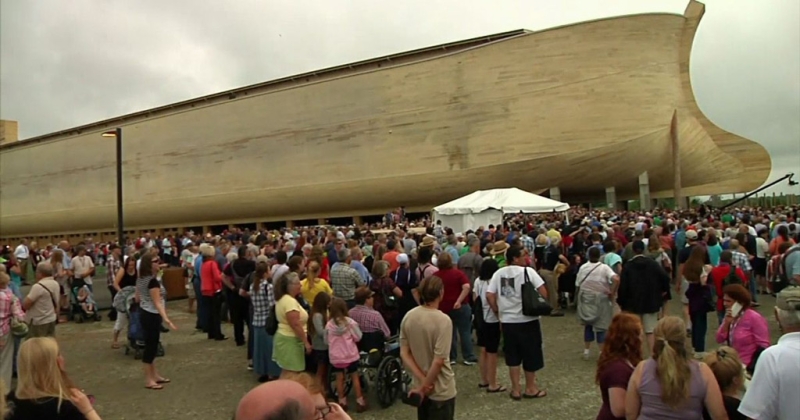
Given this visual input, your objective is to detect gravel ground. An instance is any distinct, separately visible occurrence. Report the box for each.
[49,294,781,420]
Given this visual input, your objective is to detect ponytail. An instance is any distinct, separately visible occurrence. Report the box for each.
[253,262,269,293]
[653,338,691,407]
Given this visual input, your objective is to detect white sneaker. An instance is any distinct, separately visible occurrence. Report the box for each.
[583,350,590,361]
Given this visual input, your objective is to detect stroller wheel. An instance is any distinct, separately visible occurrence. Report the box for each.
[75,315,84,324]
[95,314,102,321]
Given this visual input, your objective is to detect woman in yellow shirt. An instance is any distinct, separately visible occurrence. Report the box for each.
[274,272,311,374]
[301,261,332,305]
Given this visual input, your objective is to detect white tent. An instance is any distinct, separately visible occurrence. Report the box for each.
[432,188,570,233]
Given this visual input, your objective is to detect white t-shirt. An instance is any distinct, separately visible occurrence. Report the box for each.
[756,237,769,259]
[487,265,545,324]
[71,255,95,285]
[473,279,499,323]
[738,332,800,420]
[575,262,615,294]
[14,244,29,260]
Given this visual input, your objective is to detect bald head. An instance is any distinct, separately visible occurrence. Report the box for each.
[235,380,314,420]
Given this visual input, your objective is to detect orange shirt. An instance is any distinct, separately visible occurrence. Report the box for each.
[769,236,795,255]
[383,251,400,273]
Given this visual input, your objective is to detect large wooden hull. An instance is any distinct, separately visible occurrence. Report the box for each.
[0,1,769,238]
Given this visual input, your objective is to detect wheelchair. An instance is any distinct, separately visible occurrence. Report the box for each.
[327,332,409,408]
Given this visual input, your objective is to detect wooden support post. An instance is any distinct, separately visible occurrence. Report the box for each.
[639,172,652,211]
[549,187,562,203]
[670,110,685,210]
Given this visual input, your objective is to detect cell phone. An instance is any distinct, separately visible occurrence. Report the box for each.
[731,302,743,318]
[402,391,424,407]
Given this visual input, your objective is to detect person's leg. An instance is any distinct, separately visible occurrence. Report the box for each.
[0,335,14,388]
[141,311,162,387]
[108,286,118,320]
[456,305,477,363]
[522,320,546,396]
[691,312,707,353]
[596,330,606,354]
[503,323,522,397]
[486,352,499,390]
[583,325,594,358]
[230,292,245,345]
[478,347,488,385]
[335,371,346,406]
[448,313,458,363]
[194,277,206,331]
[749,272,758,304]
[211,293,224,339]
[203,296,214,339]
[352,368,366,409]
[542,270,561,314]
[246,310,254,365]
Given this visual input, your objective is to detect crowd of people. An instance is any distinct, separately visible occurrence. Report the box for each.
[0,203,798,419]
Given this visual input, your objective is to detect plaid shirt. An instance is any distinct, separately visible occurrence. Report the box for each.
[0,288,25,338]
[731,250,752,272]
[330,262,364,300]
[349,305,390,337]
[106,255,121,287]
[249,280,274,328]
[520,235,535,256]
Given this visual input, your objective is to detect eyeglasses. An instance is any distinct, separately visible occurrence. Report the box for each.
[314,402,332,419]
[716,348,728,359]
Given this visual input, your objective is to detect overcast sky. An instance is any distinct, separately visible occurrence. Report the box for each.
[2,0,798,194]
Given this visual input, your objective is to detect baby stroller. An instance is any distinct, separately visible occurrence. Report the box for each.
[122,291,165,360]
[69,278,101,323]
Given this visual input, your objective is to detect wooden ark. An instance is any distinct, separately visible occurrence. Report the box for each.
[0,0,770,239]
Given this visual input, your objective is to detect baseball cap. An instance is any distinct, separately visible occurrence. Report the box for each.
[396,253,409,265]
[776,286,800,311]
[685,230,698,240]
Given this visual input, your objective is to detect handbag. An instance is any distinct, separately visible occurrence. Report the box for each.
[10,296,28,338]
[521,267,553,317]
[265,304,278,335]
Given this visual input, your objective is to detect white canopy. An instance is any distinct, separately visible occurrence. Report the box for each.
[432,188,569,233]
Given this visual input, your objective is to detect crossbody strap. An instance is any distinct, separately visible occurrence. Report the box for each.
[37,282,58,313]
[576,264,602,288]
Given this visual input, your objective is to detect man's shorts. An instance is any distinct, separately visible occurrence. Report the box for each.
[637,312,659,334]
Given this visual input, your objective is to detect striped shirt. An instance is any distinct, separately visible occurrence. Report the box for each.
[731,251,753,272]
[136,275,165,314]
[248,279,274,328]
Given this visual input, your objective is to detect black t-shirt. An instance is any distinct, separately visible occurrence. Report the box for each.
[678,244,710,265]
[6,394,86,420]
[703,395,745,420]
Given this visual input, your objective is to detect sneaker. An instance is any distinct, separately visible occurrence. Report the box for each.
[247,362,253,371]
[450,360,457,366]
[583,350,590,361]
[463,360,477,366]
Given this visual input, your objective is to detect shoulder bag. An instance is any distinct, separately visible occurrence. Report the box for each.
[521,267,552,317]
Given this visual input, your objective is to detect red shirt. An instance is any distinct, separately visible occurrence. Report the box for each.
[435,268,469,314]
[709,263,748,312]
[201,260,223,297]
[319,259,331,283]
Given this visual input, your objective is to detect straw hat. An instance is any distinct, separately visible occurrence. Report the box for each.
[420,237,436,248]
[489,241,510,256]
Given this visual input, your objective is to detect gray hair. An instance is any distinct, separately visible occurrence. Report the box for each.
[337,247,350,261]
[468,238,480,248]
[36,261,54,277]
[226,252,238,263]
[776,308,800,331]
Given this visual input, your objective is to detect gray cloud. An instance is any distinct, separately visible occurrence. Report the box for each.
[2,0,798,193]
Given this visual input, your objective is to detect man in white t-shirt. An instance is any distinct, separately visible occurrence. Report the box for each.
[71,245,95,291]
[23,262,60,337]
[14,239,29,283]
[486,245,548,400]
[738,286,800,419]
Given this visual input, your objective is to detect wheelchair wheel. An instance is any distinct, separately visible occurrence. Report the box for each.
[376,357,403,408]
[327,367,353,399]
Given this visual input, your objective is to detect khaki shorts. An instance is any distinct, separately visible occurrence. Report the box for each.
[637,313,659,334]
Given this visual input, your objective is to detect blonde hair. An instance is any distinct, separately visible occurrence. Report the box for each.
[652,316,692,407]
[703,346,744,393]
[0,269,9,287]
[15,337,74,411]
[199,244,215,258]
[51,249,64,266]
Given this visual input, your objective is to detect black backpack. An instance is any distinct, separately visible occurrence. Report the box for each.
[723,266,743,287]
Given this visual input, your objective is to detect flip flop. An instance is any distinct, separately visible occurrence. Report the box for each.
[111,343,121,349]
[487,386,507,393]
[522,390,547,399]
[156,378,171,384]
[478,383,489,388]
[145,384,164,390]
[510,393,522,401]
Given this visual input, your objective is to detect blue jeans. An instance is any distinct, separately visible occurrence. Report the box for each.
[584,325,606,344]
[193,277,207,331]
[448,304,477,363]
[748,273,758,303]
[690,311,708,352]
[9,283,21,300]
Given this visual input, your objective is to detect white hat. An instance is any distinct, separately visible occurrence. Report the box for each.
[396,253,409,265]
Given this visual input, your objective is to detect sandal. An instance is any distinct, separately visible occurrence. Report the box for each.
[111,343,121,349]
[510,392,522,401]
[523,390,547,399]
[156,378,171,384]
[478,383,489,388]
[145,384,164,390]
[487,386,507,393]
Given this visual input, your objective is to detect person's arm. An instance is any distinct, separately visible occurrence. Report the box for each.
[625,362,644,420]
[353,271,365,287]
[392,285,403,298]
[608,388,627,418]
[313,313,326,340]
[700,363,728,420]
[716,314,732,344]
[750,312,771,349]
[286,309,311,352]
[453,277,470,309]
[221,265,235,290]
[609,274,620,297]
[349,319,363,341]
[150,281,176,330]
[113,267,125,291]
[9,264,20,275]
[378,313,391,338]
[70,388,102,420]
[400,343,428,385]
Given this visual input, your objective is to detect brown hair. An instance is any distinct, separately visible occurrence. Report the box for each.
[418,275,444,304]
[329,297,349,326]
[310,245,325,265]
[596,313,644,384]
[652,316,692,407]
[139,256,155,278]
[436,251,454,270]
[703,346,744,393]
[253,262,269,294]
[281,371,324,395]
[683,246,707,283]
[723,284,751,310]
[307,292,331,338]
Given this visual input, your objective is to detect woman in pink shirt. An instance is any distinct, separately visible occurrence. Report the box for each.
[715,284,770,366]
